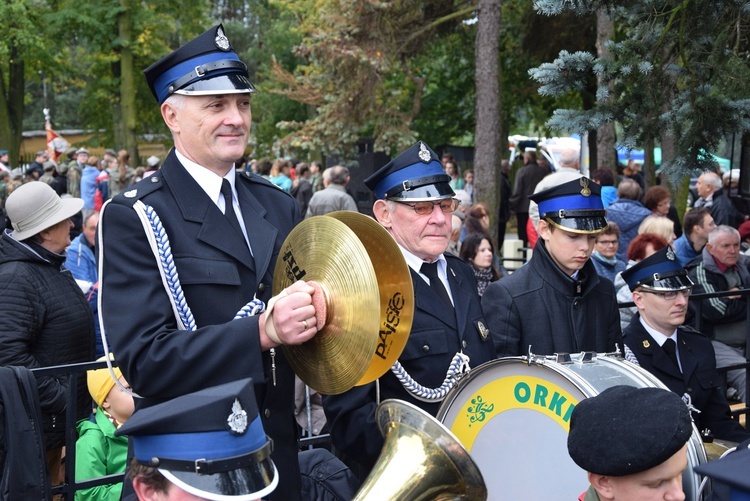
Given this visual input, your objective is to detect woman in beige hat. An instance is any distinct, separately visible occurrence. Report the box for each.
[0,181,95,489]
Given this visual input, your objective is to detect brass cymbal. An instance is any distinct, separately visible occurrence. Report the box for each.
[273,216,380,395]
[326,211,414,386]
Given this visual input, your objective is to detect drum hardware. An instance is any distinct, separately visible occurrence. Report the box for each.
[353,399,487,501]
[273,212,414,395]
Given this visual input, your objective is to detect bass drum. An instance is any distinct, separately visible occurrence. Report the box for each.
[437,354,708,501]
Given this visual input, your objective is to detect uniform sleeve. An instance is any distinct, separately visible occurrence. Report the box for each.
[323,384,383,474]
[481,280,521,357]
[98,201,264,402]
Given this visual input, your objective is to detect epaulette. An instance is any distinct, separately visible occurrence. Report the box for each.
[239,171,294,199]
[114,173,164,207]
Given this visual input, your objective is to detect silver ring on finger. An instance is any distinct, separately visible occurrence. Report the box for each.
[302,319,308,330]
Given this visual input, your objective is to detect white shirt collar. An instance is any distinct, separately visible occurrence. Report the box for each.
[175,149,236,210]
[638,315,678,347]
[397,243,449,284]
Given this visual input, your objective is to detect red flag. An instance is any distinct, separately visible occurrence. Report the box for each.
[45,120,69,163]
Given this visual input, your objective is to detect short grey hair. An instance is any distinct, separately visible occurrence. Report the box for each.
[708,225,740,245]
[701,172,722,190]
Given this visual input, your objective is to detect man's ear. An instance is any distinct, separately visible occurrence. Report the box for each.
[538,219,552,241]
[132,475,161,501]
[161,102,180,133]
[632,289,646,311]
[588,472,615,500]
[372,200,391,228]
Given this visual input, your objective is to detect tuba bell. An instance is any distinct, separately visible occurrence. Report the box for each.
[353,399,487,501]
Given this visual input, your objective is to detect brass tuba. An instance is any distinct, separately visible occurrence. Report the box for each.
[354,399,487,501]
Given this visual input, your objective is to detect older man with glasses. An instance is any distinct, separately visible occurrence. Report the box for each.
[323,141,496,481]
[622,246,750,444]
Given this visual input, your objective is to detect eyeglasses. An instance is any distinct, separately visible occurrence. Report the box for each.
[394,198,459,215]
[639,289,692,300]
[596,239,619,246]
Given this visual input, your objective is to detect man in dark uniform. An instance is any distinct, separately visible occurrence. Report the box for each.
[482,177,622,357]
[98,25,323,500]
[621,246,750,443]
[323,141,496,480]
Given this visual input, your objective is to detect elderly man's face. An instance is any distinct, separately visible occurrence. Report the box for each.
[163,93,251,174]
[707,232,741,268]
[696,175,714,200]
[374,199,452,262]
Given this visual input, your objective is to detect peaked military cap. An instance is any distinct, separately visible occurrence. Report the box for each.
[144,24,256,104]
[694,447,750,498]
[530,177,607,234]
[621,245,693,292]
[568,385,692,477]
[116,378,277,500]
[365,141,454,201]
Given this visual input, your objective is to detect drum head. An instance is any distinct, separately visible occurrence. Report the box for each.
[437,356,708,500]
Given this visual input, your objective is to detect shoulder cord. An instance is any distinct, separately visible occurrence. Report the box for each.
[97,200,265,398]
[390,351,471,402]
[623,344,640,366]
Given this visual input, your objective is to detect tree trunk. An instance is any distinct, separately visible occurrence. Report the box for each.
[119,0,139,166]
[0,45,24,167]
[595,6,616,174]
[474,0,502,245]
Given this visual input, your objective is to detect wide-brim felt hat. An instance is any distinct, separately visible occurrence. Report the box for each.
[144,24,257,104]
[7,182,83,241]
[621,245,694,292]
[364,141,455,201]
[530,177,607,234]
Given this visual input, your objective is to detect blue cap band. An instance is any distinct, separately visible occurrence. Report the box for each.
[624,260,685,291]
[373,160,445,199]
[153,51,242,104]
[538,193,604,216]
[133,415,266,462]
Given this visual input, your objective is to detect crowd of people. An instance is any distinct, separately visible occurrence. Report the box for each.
[1,23,749,501]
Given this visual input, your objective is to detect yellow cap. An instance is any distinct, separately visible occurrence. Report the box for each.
[87,355,123,407]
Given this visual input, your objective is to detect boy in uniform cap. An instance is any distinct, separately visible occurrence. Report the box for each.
[99,25,323,500]
[117,378,278,501]
[481,177,622,357]
[323,141,495,479]
[568,385,693,501]
[621,246,750,443]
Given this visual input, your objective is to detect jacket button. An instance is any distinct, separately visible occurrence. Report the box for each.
[687,387,692,392]
[258,283,266,292]
[573,300,580,309]
[264,408,271,418]
[462,340,467,349]
[422,344,430,353]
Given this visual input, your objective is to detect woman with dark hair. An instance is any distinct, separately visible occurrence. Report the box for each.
[460,233,503,296]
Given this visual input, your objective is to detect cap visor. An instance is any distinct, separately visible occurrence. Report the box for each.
[641,275,694,291]
[389,182,455,201]
[544,215,608,234]
[160,459,278,501]
[175,73,257,97]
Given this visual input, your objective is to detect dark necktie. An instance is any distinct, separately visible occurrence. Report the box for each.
[421,261,454,309]
[221,179,244,237]
[663,338,680,371]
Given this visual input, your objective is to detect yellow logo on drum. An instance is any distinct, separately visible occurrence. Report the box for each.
[450,375,581,450]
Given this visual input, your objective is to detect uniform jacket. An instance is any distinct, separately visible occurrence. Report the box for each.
[0,232,94,449]
[686,247,750,338]
[623,315,750,443]
[481,240,622,357]
[98,149,301,500]
[75,407,128,501]
[323,254,496,476]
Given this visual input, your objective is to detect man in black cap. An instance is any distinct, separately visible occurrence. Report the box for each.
[118,378,278,500]
[621,246,750,443]
[568,385,693,501]
[99,25,323,500]
[323,141,496,479]
[481,177,622,357]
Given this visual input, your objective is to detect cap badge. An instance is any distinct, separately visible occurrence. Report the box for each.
[579,177,591,197]
[666,247,676,261]
[642,340,650,348]
[124,189,137,198]
[227,398,248,435]
[418,142,431,163]
[215,26,231,51]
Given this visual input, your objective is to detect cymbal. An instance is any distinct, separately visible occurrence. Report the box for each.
[273,216,380,395]
[326,211,414,386]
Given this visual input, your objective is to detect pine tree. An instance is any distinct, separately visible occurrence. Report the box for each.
[529,0,750,179]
